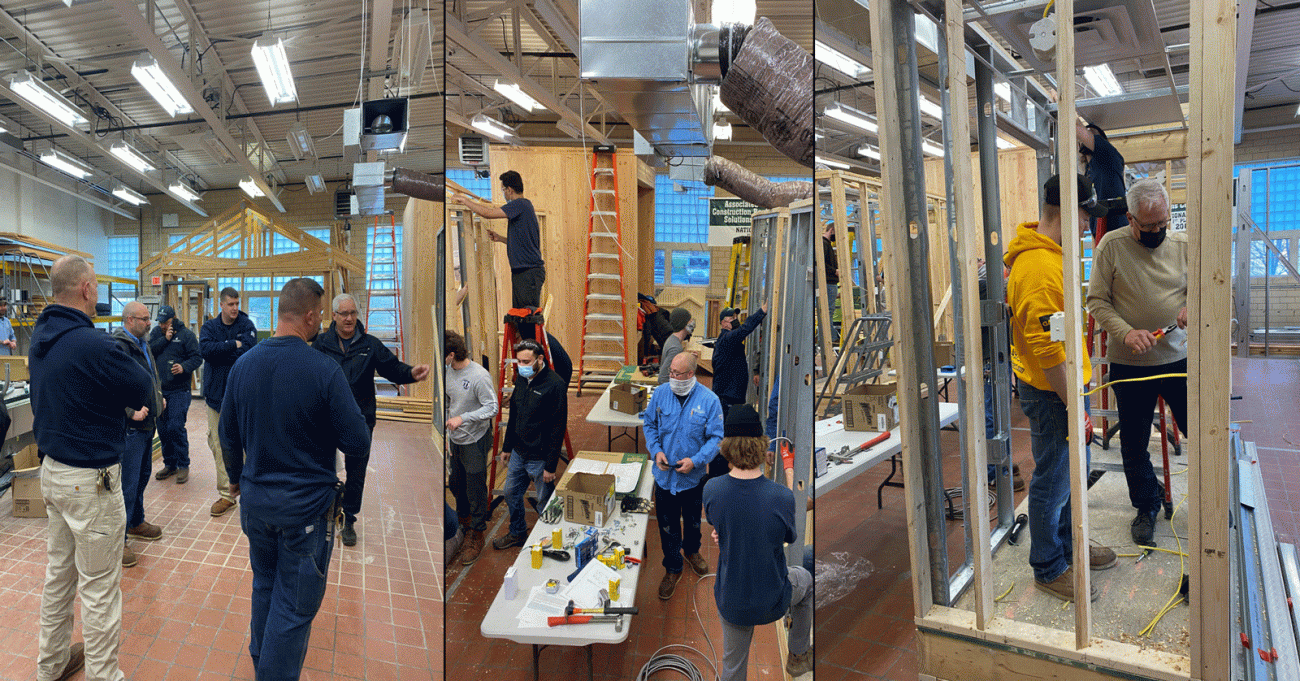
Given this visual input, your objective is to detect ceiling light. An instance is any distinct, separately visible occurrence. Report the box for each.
[996,136,1016,149]
[858,145,881,160]
[239,178,265,198]
[823,102,878,134]
[130,53,193,117]
[304,173,326,194]
[917,95,943,119]
[914,12,939,53]
[168,181,201,203]
[713,120,733,140]
[250,36,298,105]
[816,155,851,170]
[921,140,945,157]
[713,88,729,114]
[286,122,315,160]
[39,148,92,178]
[112,184,148,206]
[493,80,544,112]
[710,0,756,25]
[1082,64,1123,98]
[109,141,154,174]
[470,114,518,143]
[8,71,88,127]
[995,82,1011,103]
[201,133,236,164]
[814,40,871,80]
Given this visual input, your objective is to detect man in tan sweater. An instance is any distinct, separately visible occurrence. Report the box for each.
[1086,178,1188,547]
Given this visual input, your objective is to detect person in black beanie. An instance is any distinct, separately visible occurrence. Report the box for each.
[703,405,813,680]
[657,307,694,385]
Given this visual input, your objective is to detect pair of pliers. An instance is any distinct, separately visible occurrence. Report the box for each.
[1152,323,1178,339]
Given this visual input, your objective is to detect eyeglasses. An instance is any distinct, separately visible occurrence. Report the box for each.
[1129,215,1169,232]
[668,370,694,379]
[334,310,358,318]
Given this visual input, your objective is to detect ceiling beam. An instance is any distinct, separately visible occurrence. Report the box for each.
[106,0,284,212]
[447,12,609,144]
[367,0,396,101]
[1234,0,1258,144]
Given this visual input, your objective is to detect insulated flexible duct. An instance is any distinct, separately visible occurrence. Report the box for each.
[703,156,814,208]
[391,168,446,203]
[718,17,814,168]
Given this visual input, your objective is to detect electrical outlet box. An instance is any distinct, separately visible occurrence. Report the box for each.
[1049,311,1065,342]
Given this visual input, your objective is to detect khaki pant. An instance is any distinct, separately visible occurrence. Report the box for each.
[38,458,126,681]
[207,406,235,501]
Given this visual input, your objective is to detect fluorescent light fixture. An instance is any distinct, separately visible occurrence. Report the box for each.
[914,12,939,53]
[712,88,729,114]
[555,119,583,139]
[109,140,154,173]
[470,113,518,143]
[815,155,851,170]
[996,136,1016,149]
[201,133,236,164]
[921,140,945,157]
[130,53,193,117]
[858,145,881,160]
[250,36,298,105]
[493,80,544,112]
[1082,64,1123,97]
[814,40,871,80]
[239,178,265,198]
[8,71,88,127]
[711,0,756,25]
[304,173,326,194]
[168,181,201,203]
[712,120,733,140]
[917,95,943,120]
[995,82,1011,103]
[1294,102,1299,118]
[286,122,315,160]
[112,184,148,206]
[39,148,92,178]
[823,102,878,134]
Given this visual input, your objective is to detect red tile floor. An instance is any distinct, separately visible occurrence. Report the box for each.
[813,356,1300,680]
[0,399,442,681]
[443,379,789,681]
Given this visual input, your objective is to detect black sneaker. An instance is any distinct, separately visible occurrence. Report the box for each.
[492,533,528,550]
[1131,512,1157,546]
[341,522,357,547]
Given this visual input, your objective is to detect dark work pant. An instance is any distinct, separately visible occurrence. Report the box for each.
[655,481,704,574]
[1109,359,1188,515]
[121,428,153,532]
[159,389,191,469]
[511,267,546,309]
[342,421,377,525]
[449,429,492,532]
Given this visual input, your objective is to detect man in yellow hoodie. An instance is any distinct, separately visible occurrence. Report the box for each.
[1005,174,1118,603]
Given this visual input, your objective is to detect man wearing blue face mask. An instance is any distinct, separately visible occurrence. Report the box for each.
[1087,178,1188,548]
[493,338,568,551]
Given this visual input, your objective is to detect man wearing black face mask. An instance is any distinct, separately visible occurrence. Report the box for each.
[1087,178,1188,547]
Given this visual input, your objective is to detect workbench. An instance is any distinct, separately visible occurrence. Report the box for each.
[584,382,652,453]
[813,401,960,501]
[480,456,655,681]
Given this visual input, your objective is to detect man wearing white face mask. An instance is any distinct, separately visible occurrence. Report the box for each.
[493,338,568,551]
[641,353,724,600]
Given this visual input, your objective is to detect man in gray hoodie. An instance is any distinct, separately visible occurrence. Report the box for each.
[444,330,498,565]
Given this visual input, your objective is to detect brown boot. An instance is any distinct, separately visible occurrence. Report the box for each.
[461,530,485,565]
[52,642,84,681]
[658,572,682,600]
[785,646,814,677]
[1089,544,1118,570]
[1034,567,1099,602]
[685,552,709,576]
[210,498,236,517]
[122,543,137,568]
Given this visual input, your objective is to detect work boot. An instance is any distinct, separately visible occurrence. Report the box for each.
[122,543,137,568]
[51,642,84,681]
[1090,544,1118,570]
[461,530,485,565]
[1131,511,1157,547]
[176,467,189,484]
[785,647,814,677]
[658,572,682,600]
[492,533,527,550]
[155,466,177,481]
[127,521,163,541]
[1033,567,1098,602]
[210,498,236,517]
[341,521,357,547]
[685,552,710,576]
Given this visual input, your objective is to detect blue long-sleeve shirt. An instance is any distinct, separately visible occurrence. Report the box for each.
[712,308,767,404]
[640,383,723,494]
[220,336,370,525]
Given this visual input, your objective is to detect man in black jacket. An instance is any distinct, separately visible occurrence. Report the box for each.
[112,301,167,567]
[312,293,429,546]
[30,255,153,681]
[200,287,257,517]
[493,338,568,550]
[150,305,202,485]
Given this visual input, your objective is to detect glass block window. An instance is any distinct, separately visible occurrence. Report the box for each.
[218,277,240,293]
[272,232,299,255]
[106,236,139,316]
[304,228,330,243]
[654,250,665,285]
[670,250,710,286]
[167,233,185,248]
[655,175,713,243]
[447,168,493,201]
[367,221,404,295]
[218,241,241,259]
[244,276,273,291]
[245,297,273,331]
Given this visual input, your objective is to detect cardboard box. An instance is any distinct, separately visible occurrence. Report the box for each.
[12,443,38,471]
[842,382,899,432]
[0,356,28,382]
[608,382,648,415]
[10,443,44,518]
[559,472,616,528]
[933,341,955,368]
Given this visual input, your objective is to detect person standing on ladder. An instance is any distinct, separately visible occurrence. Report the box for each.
[711,302,769,478]
[451,170,545,309]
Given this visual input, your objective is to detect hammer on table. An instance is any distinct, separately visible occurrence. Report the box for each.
[564,597,639,617]
[546,614,625,632]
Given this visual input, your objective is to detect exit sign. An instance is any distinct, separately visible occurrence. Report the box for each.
[151,276,162,286]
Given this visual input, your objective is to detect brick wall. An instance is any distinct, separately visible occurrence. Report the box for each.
[1236,128,1300,165]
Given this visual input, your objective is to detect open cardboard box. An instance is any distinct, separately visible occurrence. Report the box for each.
[10,443,44,518]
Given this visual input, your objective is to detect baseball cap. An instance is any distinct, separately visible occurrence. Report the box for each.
[156,305,177,323]
[719,307,739,321]
[1044,174,1108,218]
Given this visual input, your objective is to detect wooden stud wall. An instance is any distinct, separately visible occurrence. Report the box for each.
[924,148,1041,248]
[400,196,442,401]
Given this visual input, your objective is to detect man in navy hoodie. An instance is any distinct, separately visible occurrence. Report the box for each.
[200,287,257,517]
[30,255,153,681]
[709,302,768,478]
[220,278,370,681]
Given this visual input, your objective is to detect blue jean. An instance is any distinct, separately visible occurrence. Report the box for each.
[121,429,153,532]
[241,504,335,681]
[158,390,191,469]
[504,453,554,538]
[1018,382,1091,583]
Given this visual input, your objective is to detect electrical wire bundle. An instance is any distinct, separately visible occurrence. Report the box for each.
[636,574,721,681]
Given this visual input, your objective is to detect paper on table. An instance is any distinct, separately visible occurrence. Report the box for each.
[566,459,608,476]
[518,586,569,628]
[562,559,621,609]
[605,462,642,494]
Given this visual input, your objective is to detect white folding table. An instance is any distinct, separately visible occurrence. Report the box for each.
[814,402,960,506]
[585,382,653,453]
